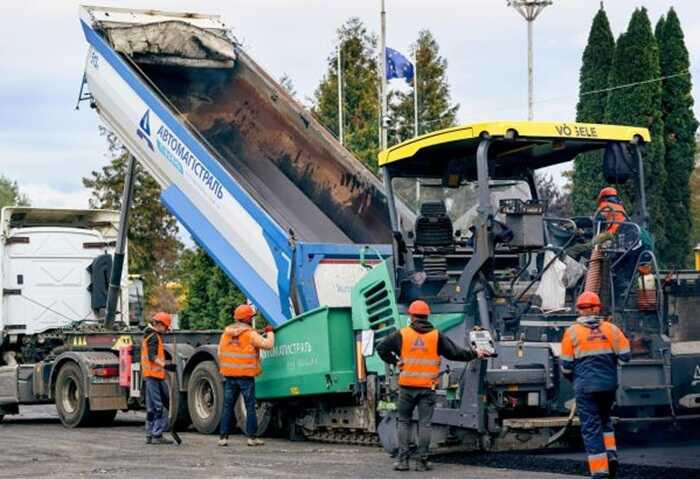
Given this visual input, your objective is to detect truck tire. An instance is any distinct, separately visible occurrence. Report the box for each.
[166,372,191,431]
[235,398,273,437]
[187,361,223,434]
[55,362,93,428]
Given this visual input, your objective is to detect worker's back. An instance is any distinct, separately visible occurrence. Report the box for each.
[561,316,630,393]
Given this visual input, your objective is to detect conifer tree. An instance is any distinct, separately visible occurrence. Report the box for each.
[313,18,381,171]
[571,6,615,215]
[0,175,30,208]
[605,8,667,258]
[389,30,459,144]
[657,8,698,266]
[178,248,246,330]
[654,14,666,41]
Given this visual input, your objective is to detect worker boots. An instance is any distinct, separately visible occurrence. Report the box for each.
[393,457,409,471]
[150,436,174,445]
[218,435,229,447]
[247,438,265,446]
[414,458,433,472]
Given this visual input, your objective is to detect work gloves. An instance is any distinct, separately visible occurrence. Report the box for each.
[593,231,614,245]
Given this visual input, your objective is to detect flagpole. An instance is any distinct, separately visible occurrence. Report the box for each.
[337,43,344,146]
[413,49,418,138]
[379,0,388,151]
[413,48,420,203]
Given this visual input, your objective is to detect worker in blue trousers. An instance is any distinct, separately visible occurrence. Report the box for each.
[561,292,630,478]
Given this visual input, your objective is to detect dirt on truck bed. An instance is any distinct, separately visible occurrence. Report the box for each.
[2,406,699,478]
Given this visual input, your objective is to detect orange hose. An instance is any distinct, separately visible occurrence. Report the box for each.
[584,249,604,294]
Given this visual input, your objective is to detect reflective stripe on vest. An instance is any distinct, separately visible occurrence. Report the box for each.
[399,327,440,388]
[218,329,261,377]
[569,322,619,359]
[141,333,166,380]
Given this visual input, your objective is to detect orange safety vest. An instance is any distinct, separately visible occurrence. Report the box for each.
[141,333,166,380]
[561,321,630,361]
[398,327,441,388]
[218,329,261,377]
[595,201,626,234]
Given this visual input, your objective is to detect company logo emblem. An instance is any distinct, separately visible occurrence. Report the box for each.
[136,109,224,200]
[692,364,700,387]
[587,328,608,343]
[411,336,427,352]
[137,110,154,151]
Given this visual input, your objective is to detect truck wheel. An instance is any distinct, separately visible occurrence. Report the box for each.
[55,362,92,428]
[187,361,223,434]
[166,372,191,431]
[235,398,273,436]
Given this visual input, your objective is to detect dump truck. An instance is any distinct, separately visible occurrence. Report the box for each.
[0,5,402,431]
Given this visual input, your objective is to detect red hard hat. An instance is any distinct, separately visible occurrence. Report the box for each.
[597,187,618,203]
[408,300,431,317]
[152,312,172,329]
[576,291,602,309]
[234,304,255,323]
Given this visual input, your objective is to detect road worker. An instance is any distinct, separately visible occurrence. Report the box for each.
[593,186,654,299]
[142,312,175,445]
[594,187,627,235]
[561,292,631,479]
[377,300,490,472]
[218,304,275,447]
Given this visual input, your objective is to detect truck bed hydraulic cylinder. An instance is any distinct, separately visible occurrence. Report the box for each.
[104,154,137,328]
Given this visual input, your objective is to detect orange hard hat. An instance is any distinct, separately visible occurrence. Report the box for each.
[234,304,255,323]
[408,300,431,317]
[152,312,172,329]
[576,291,602,309]
[597,187,618,203]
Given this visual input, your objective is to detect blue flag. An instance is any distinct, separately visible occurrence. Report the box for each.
[386,47,414,83]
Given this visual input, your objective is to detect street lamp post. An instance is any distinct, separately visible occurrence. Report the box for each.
[507,0,553,121]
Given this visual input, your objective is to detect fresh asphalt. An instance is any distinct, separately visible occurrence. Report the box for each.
[1,405,698,478]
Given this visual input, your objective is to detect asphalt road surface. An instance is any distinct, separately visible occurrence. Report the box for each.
[1,405,698,478]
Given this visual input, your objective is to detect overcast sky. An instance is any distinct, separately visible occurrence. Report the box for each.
[1,0,698,209]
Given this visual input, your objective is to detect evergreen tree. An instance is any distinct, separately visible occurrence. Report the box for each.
[0,175,30,208]
[657,8,698,266]
[83,128,183,312]
[536,173,572,218]
[654,14,666,41]
[389,30,459,144]
[313,18,381,171]
[605,8,667,260]
[571,6,615,215]
[178,247,247,330]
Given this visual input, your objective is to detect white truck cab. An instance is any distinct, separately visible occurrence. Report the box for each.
[0,207,127,354]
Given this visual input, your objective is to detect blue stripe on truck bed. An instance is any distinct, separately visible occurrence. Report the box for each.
[161,185,287,326]
[79,20,290,256]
